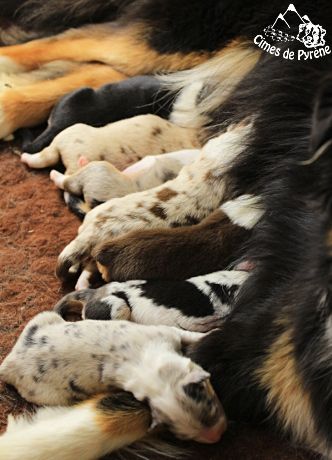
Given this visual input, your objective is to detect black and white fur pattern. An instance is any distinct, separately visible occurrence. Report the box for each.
[0,311,226,443]
[55,270,248,332]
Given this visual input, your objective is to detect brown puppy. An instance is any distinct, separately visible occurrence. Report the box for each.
[94,208,251,282]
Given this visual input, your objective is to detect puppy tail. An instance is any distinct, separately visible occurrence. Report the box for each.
[53,289,94,318]
[0,392,151,460]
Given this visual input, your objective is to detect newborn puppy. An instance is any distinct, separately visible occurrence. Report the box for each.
[23,76,173,153]
[21,114,200,173]
[0,311,226,443]
[55,270,248,332]
[50,149,200,218]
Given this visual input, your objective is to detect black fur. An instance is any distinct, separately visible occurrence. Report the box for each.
[3,0,331,53]
[188,54,332,453]
[24,76,173,153]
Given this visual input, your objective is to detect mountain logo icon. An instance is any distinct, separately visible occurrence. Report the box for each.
[264,4,326,48]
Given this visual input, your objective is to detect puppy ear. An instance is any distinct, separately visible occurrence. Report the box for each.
[181,369,210,387]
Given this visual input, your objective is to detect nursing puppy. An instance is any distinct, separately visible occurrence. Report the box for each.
[21,114,200,174]
[54,125,261,283]
[51,149,200,218]
[55,270,248,331]
[24,76,173,153]
[94,196,260,283]
[0,311,226,443]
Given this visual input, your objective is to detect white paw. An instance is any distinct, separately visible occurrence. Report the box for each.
[0,57,23,74]
[50,169,65,189]
[75,269,92,291]
[21,152,35,166]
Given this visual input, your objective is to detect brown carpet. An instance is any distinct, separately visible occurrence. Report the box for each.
[0,145,320,459]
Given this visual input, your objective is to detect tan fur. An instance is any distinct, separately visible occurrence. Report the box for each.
[0,23,213,137]
[256,322,319,449]
[22,114,200,173]
[0,63,126,138]
[0,26,257,138]
[0,392,151,460]
[0,24,211,73]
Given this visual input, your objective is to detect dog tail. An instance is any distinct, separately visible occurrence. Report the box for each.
[0,393,151,460]
[0,393,188,460]
[1,0,136,36]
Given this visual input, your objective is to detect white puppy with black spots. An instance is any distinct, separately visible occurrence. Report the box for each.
[0,311,225,444]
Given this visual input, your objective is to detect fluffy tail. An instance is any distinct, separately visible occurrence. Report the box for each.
[0,392,151,460]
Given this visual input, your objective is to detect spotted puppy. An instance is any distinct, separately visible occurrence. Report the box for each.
[56,123,254,281]
[0,311,226,444]
[24,75,173,153]
[21,114,200,174]
[50,149,200,218]
[55,270,248,331]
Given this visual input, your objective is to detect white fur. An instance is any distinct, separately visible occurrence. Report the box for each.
[221,194,264,230]
[170,81,204,127]
[0,404,143,460]
[97,270,248,332]
[0,312,225,442]
[75,269,93,290]
[22,114,200,174]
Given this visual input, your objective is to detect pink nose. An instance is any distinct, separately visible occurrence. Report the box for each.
[196,419,227,444]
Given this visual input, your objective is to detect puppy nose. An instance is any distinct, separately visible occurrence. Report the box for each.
[196,417,227,444]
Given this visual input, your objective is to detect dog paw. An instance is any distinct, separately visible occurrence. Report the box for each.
[75,269,93,291]
[83,295,131,321]
[50,169,65,189]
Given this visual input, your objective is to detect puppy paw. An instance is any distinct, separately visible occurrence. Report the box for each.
[84,295,131,321]
[75,269,93,290]
[50,169,65,189]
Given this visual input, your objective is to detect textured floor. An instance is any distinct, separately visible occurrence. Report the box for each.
[0,145,319,459]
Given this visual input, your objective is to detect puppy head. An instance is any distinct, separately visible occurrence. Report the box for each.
[149,356,226,444]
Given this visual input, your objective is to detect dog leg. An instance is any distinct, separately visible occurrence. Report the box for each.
[0,63,126,139]
[0,24,210,73]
